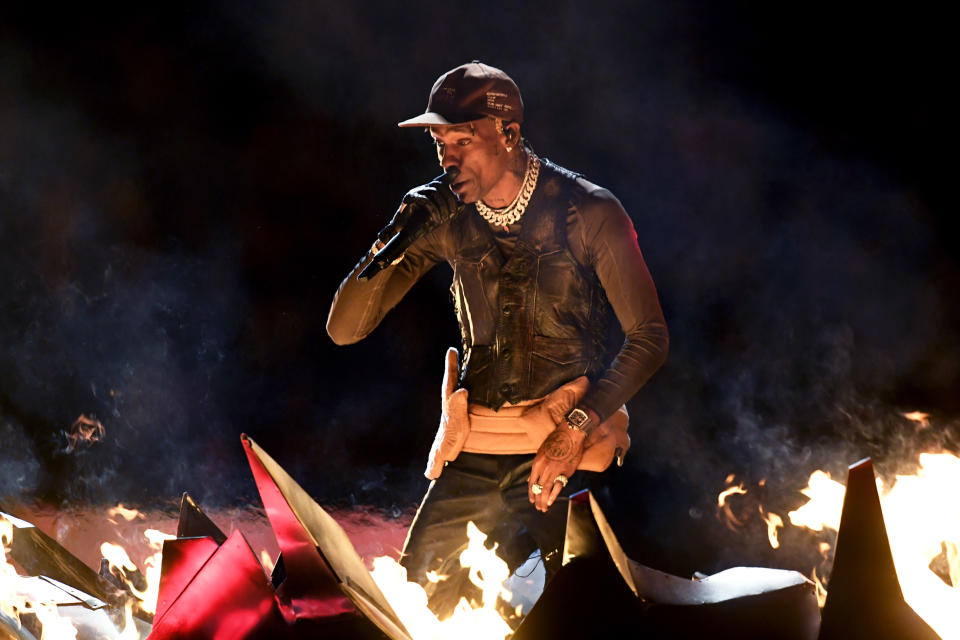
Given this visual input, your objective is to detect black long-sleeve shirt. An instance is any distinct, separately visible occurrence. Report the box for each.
[327,175,668,423]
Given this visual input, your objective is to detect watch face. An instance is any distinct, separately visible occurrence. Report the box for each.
[567,408,590,429]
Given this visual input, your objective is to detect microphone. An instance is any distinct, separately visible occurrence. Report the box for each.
[357,168,461,282]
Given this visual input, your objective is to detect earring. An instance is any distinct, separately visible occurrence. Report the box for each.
[506,145,513,153]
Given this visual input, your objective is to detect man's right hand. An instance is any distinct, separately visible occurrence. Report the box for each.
[379,177,462,244]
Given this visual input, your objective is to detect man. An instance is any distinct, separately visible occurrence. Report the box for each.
[327,61,668,618]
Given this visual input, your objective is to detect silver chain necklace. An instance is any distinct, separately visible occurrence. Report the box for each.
[475,151,540,227]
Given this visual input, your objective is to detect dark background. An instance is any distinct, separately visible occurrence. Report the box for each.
[1,1,954,577]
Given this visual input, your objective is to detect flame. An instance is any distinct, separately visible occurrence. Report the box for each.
[107,504,145,524]
[117,600,139,640]
[760,508,784,549]
[31,602,79,640]
[787,470,846,532]
[810,568,828,608]
[64,414,105,452]
[2,514,23,624]
[100,529,175,615]
[137,528,174,614]
[717,479,750,530]
[717,483,747,507]
[370,521,515,639]
[101,542,139,575]
[2,513,81,639]
[788,452,960,639]
[259,549,275,576]
[459,522,512,608]
[3,510,161,639]
[903,411,931,430]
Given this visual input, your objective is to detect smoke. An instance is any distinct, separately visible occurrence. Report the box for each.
[0,7,446,512]
[0,2,952,580]
[591,84,955,574]
[0,236,251,505]
[0,417,42,500]
[0,40,251,507]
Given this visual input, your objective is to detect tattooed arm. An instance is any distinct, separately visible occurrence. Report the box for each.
[528,407,601,512]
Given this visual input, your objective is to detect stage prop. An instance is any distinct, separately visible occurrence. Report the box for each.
[1,511,151,640]
[816,458,939,640]
[512,490,821,639]
[146,435,410,640]
[3,445,942,639]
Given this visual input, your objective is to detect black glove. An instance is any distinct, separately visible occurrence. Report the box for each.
[402,177,462,224]
[378,176,462,244]
[358,170,461,282]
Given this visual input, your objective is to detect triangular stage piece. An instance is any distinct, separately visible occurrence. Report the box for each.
[149,530,288,639]
[1,511,152,639]
[516,490,820,640]
[242,435,356,620]
[2,510,128,610]
[818,458,940,640]
[176,493,228,545]
[241,434,412,640]
[155,536,220,621]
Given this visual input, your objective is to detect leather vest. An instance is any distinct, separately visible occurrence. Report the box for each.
[449,159,615,410]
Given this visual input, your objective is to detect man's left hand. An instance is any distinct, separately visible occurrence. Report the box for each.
[528,425,587,512]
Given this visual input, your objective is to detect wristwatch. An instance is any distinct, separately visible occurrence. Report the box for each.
[564,407,593,433]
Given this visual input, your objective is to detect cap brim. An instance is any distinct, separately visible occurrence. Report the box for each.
[397,111,481,128]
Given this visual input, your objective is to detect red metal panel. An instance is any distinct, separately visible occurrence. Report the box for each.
[242,435,356,620]
[148,530,289,640]
[154,537,219,621]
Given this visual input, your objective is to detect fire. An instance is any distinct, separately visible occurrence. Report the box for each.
[101,528,175,615]
[30,602,79,640]
[139,528,175,614]
[2,513,80,639]
[717,477,752,531]
[458,521,511,609]
[761,509,784,549]
[1,514,23,624]
[903,411,931,430]
[370,521,515,640]
[809,567,828,608]
[101,541,139,576]
[64,414,105,452]
[259,549,275,575]
[107,504,146,524]
[786,470,846,531]
[118,600,139,640]
[3,505,174,639]
[788,452,960,639]
[717,483,746,507]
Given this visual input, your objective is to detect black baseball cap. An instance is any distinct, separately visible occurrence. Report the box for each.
[398,61,524,128]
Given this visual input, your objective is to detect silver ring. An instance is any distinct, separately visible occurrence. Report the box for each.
[554,474,569,487]
[531,483,543,495]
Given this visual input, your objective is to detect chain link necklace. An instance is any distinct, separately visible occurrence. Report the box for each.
[475,151,540,227]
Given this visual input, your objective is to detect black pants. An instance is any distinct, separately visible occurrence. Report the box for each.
[399,452,589,619]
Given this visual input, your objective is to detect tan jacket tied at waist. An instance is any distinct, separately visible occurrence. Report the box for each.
[425,348,630,479]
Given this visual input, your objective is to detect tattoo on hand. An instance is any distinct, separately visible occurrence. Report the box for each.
[545,430,575,461]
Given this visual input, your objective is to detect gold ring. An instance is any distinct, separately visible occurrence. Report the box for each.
[554,474,569,487]
[531,483,543,495]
